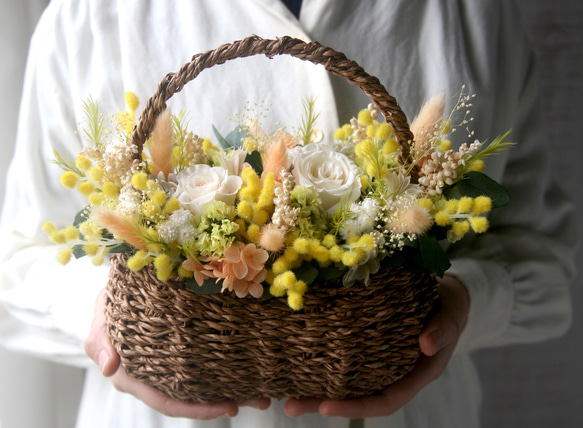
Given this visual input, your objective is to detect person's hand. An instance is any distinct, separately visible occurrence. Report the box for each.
[85,289,271,419]
[284,274,470,418]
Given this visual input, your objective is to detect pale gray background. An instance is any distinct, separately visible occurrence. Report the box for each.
[0,1,581,427]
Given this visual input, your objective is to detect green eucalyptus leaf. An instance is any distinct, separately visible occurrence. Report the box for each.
[72,245,86,259]
[455,171,510,208]
[212,125,246,150]
[418,234,451,277]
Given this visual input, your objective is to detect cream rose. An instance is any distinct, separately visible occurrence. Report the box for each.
[291,144,362,214]
[173,164,243,215]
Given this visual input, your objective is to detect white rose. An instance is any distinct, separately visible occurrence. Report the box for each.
[292,144,362,214]
[173,164,243,215]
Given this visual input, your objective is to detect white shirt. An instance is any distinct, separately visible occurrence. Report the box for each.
[0,1,576,427]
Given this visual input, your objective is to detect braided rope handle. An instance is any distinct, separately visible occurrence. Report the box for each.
[131,35,415,171]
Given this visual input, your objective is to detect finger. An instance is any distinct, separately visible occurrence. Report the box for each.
[238,398,271,410]
[283,397,323,417]
[420,276,469,356]
[111,366,239,419]
[419,312,460,357]
[84,288,120,377]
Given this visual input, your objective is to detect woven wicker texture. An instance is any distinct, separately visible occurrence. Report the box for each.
[106,254,438,402]
[104,35,439,402]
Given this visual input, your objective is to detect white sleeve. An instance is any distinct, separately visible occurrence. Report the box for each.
[0,2,108,366]
[450,2,577,353]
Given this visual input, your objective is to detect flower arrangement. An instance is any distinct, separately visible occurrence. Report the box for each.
[45,89,511,310]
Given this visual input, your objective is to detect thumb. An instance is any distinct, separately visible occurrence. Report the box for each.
[84,288,121,377]
[419,275,470,356]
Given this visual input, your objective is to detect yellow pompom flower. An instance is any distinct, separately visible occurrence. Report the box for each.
[282,247,299,264]
[56,248,73,265]
[287,292,304,311]
[382,138,399,154]
[42,221,57,235]
[329,245,344,263]
[63,226,79,241]
[49,230,67,245]
[88,192,105,205]
[89,167,103,182]
[342,249,364,267]
[127,250,153,271]
[131,172,149,191]
[375,123,393,141]
[177,266,194,278]
[151,190,167,207]
[342,124,353,136]
[358,109,373,126]
[418,198,434,210]
[458,197,474,213]
[290,280,307,295]
[75,156,92,172]
[163,198,181,214]
[440,120,451,134]
[82,242,100,256]
[102,182,120,198]
[445,199,459,213]
[271,258,290,275]
[154,254,173,281]
[77,181,95,196]
[274,271,297,289]
[469,216,489,233]
[202,137,218,154]
[269,282,287,297]
[435,211,452,226]
[124,91,140,115]
[92,253,105,266]
[311,244,330,264]
[60,171,79,189]
[292,238,310,255]
[468,160,485,172]
[334,127,347,141]
[438,139,452,152]
[452,220,470,237]
[356,234,375,252]
[322,234,336,248]
[472,196,492,215]
[366,124,376,139]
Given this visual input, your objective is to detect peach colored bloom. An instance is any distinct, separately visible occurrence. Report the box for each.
[182,256,214,286]
[206,243,269,298]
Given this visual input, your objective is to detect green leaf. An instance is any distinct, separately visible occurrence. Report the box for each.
[418,234,451,277]
[212,125,247,150]
[318,265,347,282]
[295,266,319,286]
[72,208,90,259]
[185,277,223,295]
[454,171,510,208]
[245,150,263,176]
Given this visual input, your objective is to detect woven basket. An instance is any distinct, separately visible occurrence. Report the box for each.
[104,36,439,403]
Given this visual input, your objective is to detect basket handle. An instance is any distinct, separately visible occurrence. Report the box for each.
[131,35,416,172]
